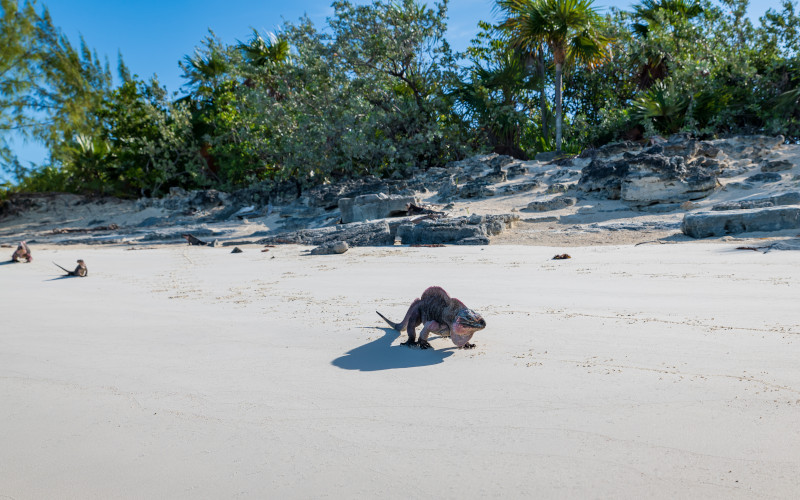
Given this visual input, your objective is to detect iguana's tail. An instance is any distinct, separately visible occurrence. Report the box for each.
[53,262,70,274]
[376,311,402,331]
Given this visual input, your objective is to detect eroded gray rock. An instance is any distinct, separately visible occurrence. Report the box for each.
[338,193,417,223]
[396,214,518,245]
[526,196,576,212]
[579,150,720,205]
[459,179,495,199]
[257,220,392,247]
[747,172,783,183]
[682,206,800,238]
[309,241,349,255]
[711,192,800,211]
[760,160,794,172]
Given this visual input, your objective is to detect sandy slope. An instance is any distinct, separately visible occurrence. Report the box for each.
[1,243,799,498]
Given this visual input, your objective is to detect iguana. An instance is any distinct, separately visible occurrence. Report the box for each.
[377,286,486,349]
[11,241,32,263]
[53,259,88,277]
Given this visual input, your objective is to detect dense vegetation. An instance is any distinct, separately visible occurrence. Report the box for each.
[1,0,798,199]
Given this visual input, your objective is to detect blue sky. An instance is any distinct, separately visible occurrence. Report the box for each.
[7,0,780,169]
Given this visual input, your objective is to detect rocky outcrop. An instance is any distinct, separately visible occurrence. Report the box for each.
[746,172,783,183]
[711,192,800,211]
[578,137,723,206]
[338,193,417,223]
[396,214,518,246]
[257,220,393,247]
[682,206,800,238]
[458,179,495,199]
[309,241,349,255]
[525,196,576,212]
[760,160,794,172]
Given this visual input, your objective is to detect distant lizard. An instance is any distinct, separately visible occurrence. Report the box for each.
[53,259,88,277]
[377,286,486,349]
[11,241,32,262]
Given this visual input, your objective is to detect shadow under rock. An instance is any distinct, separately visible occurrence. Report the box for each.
[332,327,454,371]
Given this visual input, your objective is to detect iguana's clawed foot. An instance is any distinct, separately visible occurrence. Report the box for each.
[402,340,432,349]
[460,342,476,349]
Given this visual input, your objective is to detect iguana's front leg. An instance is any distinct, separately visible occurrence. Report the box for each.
[416,321,442,350]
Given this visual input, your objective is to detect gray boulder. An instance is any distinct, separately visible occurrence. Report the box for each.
[459,179,495,199]
[620,155,718,205]
[746,172,783,183]
[682,206,800,238]
[497,181,540,195]
[711,192,800,211]
[397,214,518,245]
[579,151,719,205]
[506,164,528,178]
[309,241,349,255]
[482,166,507,184]
[760,160,794,172]
[258,220,393,247]
[338,193,417,223]
[436,175,459,200]
[525,196,576,212]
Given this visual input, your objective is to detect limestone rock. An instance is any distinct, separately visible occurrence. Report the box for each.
[580,150,719,205]
[309,241,349,255]
[506,164,528,178]
[436,175,459,201]
[459,179,495,199]
[482,166,507,184]
[396,214,518,246]
[746,172,783,183]
[525,196,576,212]
[546,183,569,194]
[760,160,793,172]
[682,206,800,238]
[497,181,540,195]
[338,193,418,223]
[258,220,392,247]
[711,192,800,211]
[620,154,718,205]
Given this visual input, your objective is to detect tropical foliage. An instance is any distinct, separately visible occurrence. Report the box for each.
[2,0,800,199]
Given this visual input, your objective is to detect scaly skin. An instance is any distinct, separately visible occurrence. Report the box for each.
[377,286,486,350]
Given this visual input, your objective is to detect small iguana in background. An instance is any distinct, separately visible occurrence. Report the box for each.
[377,286,486,349]
[11,241,32,262]
[53,259,88,277]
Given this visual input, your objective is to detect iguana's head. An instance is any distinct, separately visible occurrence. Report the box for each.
[450,308,486,347]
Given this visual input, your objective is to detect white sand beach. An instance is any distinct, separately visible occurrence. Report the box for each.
[2,241,799,498]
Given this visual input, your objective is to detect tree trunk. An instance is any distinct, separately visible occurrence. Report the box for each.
[555,62,563,153]
[538,48,548,141]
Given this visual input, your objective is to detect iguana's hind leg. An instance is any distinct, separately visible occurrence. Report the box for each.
[401,308,422,347]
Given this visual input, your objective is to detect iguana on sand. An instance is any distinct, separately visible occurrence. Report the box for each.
[53,259,88,277]
[377,286,486,349]
[11,241,32,262]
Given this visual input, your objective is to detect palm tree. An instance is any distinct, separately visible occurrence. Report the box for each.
[238,29,290,68]
[497,0,610,152]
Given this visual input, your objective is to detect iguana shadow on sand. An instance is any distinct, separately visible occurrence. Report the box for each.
[331,328,454,371]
